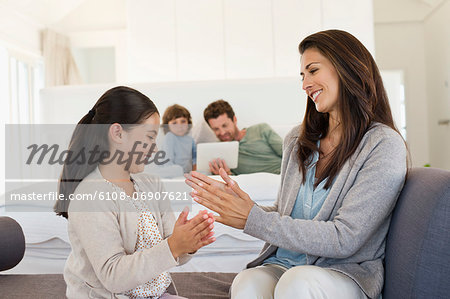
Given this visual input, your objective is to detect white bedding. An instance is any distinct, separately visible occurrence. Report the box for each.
[26,237,72,259]
[0,209,69,244]
[1,172,280,274]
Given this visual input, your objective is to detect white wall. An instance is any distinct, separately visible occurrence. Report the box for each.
[374,22,429,167]
[69,30,128,83]
[126,0,374,83]
[321,0,375,53]
[52,0,126,32]
[424,0,450,170]
[374,1,450,170]
[72,47,116,84]
[51,0,127,82]
[38,77,306,138]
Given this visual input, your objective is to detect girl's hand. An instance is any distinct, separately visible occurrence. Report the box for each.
[185,169,254,229]
[167,208,215,259]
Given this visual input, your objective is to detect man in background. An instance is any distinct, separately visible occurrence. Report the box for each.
[203,99,282,175]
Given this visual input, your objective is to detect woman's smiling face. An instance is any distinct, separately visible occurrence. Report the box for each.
[300,48,340,117]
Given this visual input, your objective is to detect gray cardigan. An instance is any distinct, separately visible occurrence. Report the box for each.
[244,123,407,299]
[64,168,191,298]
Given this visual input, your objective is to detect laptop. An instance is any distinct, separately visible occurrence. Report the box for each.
[196,141,239,173]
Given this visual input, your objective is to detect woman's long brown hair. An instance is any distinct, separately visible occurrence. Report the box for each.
[297,30,402,189]
[55,86,159,218]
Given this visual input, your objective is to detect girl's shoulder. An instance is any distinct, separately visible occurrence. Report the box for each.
[69,168,118,213]
[131,172,164,192]
[74,168,108,194]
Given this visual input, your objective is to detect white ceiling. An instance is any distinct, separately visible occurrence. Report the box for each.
[374,0,446,23]
[52,0,126,32]
[0,0,126,31]
[0,0,447,32]
[0,0,86,26]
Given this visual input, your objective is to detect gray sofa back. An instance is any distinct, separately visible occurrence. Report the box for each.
[384,167,450,298]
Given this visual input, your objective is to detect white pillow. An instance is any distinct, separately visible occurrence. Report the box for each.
[209,172,281,202]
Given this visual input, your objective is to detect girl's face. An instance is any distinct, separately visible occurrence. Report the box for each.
[122,113,160,174]
[168,117,189,136]
[300,48,340,118]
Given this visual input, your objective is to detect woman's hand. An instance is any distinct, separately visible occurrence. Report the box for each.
[167,208,215,259]
[185,168,255,229]
[184,169,238,197]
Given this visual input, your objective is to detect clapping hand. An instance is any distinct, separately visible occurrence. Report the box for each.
[185,168,254,229]
[167,208,215,259]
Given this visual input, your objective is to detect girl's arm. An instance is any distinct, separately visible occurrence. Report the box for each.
[69,202,179,294]
[69,197,213,294]
[159,194,194,266]
[157,175,209,265]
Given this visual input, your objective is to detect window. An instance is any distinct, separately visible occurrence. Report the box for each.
[0,45,9,123]
[5,48,44,124]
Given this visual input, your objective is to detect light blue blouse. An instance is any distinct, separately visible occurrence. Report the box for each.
[264,148,333,269]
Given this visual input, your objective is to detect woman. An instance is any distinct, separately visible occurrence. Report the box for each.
[185,30,407,299]
[55,86,215,298]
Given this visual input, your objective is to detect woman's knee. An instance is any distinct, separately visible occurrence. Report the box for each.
[274,265,331,299]
[274,265,365,299]
[231,267,278,299]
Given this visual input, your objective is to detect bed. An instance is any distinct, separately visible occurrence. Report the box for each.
[2,77,295,285]
[1,171,280,275]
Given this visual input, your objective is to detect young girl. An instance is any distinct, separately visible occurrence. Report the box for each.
[162,104,197,173]
[55,86,215,298]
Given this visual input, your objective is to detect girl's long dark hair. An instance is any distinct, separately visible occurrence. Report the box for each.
[297,30,402,189]
[55,86,159,218]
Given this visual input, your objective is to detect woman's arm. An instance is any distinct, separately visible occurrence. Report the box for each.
[244,130,407,258]
[258,204,278,213]
[187,128,406,259]
[186,125,299,222]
